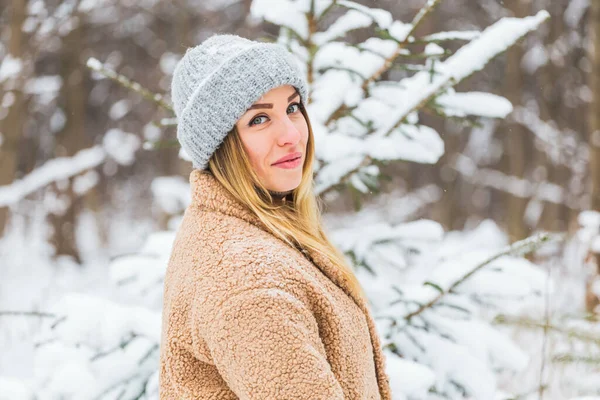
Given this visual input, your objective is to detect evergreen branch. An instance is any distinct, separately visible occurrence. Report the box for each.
[282,26,310,48]
[493,314,600,346]
[388,63,430,73]
[90,333,139,362]
[403,232,565,321]
[316,0,338,22]
[317,77,453,197]
[316,155,373,197]
[552,354,600,364]
[92,372,143,400]
[360,0,442,92]
[143,138,180,150]
[138,343,159,366]
[449,155,584,211]
[380,76,455,137]
[323,0,441,126]
[317,66,368,81]
[0,311,56,318]
[86,57,173,112]
[158,117,177,126]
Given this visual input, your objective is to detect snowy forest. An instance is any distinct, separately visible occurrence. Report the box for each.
[1,0,600,399]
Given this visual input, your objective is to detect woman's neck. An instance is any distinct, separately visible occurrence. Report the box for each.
[268,189,294,201]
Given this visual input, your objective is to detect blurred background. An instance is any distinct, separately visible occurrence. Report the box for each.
[1,0,599,399]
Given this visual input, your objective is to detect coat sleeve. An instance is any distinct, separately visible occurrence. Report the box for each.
[198,287,345,400]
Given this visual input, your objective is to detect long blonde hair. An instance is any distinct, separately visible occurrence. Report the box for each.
[206,103,366,300]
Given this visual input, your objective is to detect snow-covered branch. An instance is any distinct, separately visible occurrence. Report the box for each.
[403,232,565,321]
[86,57,173,112]
[451,153,585,211]
[0,146,106,207]
[0,311,56,318]
[494,314,600,346]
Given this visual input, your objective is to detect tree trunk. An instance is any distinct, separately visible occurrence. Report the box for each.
[0,0,27,236]
[590,0,600,211]
[503,0,530,241]
[585,0,600,315]
[48,13,87,263]
[536,0,566,233]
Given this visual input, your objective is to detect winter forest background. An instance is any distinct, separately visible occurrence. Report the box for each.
[1,0,600,399]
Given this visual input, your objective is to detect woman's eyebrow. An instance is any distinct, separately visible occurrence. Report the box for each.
[248,91,299,110]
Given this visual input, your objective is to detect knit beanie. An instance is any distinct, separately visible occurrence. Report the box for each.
[170,34,309,170]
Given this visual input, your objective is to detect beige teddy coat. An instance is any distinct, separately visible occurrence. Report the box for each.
[159,170,392,399]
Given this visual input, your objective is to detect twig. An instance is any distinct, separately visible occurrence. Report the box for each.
[324,0,442,126]
[86,57,173,112]
[360,0,442,92]
[0,311,56,318]
[493,314,600,346]
[403,232,565,321]
[552,354,600,364]
[380,76,455,138]
[316,155,373,197]
[538,261,552,400]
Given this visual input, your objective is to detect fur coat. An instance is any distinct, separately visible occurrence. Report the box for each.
[159,169,392,399]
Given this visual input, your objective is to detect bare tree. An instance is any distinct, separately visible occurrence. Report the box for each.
[590,0,600,212]
[586,0,600,315]
[47,11,87,263]
[503,0,530,241]
[0,0,27,236]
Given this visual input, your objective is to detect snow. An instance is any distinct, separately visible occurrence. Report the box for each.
[564,0,589,28]
[388,20,414,42]
[313,9,373,46]
[86,57,103,72]
[521,41,549,73]
[371,10,550,139]
[0,55,23,82]
[0,146,106,207]
[250,0,309,39]
[0,376,33,400]
[49,109,67,133]
[436,91,513,118]
[424,30,481,41]
[308,70,355,124]
[158,52,180,75]
[1,92,15,108]
[384,352,436,398]
[313,41,389,79]
[441,11,550,78]
[102,129,141,166]
[150,176,191,215]
[73,170,99,196]
[23,75,62,95]
[4,1,586,399]
[578,210,600,229]
[37,293,161,346]
[108,99,131,120]
[337,1,393,30]
[424,43,444,56]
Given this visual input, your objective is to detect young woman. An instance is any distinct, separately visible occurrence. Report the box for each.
[159,34,392,400]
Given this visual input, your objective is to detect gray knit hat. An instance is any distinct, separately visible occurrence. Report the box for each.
[170,34,309,170]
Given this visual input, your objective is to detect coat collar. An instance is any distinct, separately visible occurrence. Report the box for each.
[189,169,392,399]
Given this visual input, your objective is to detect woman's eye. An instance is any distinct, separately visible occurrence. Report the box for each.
[249,115,268,127]
[287,103,300,114]
[248,103,300,127]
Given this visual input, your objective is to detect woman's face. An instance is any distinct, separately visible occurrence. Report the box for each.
[235,85,308,193]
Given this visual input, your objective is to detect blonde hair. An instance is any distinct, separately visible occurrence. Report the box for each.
[206,103,366,300]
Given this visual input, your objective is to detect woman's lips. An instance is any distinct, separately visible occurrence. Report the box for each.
[272,156,302,169]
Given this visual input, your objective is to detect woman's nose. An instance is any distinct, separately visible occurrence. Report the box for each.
[277,116,301,146]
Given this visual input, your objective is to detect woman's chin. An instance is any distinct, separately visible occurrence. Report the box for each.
[266,172,302,192]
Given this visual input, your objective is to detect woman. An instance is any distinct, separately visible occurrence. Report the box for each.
[159,34,392,400]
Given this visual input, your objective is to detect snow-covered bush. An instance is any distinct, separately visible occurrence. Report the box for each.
[0,1,567,399]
